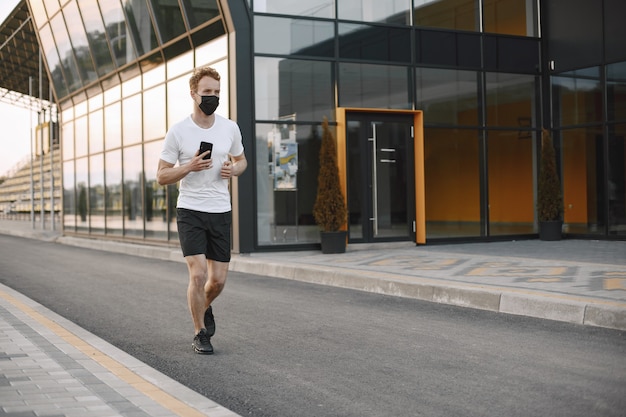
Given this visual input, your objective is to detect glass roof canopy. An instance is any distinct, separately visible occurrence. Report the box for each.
[0,0,225,109]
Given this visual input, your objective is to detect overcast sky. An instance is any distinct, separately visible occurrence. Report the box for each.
[0,0,39,177]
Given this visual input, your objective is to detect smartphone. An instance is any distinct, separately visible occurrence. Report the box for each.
[199,141,213,160]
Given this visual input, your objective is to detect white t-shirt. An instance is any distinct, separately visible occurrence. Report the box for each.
[160,114,245,213]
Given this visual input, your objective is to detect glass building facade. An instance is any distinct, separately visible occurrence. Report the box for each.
[3,0,624,253]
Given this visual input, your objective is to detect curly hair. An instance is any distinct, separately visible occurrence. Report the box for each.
[189,66,221,91]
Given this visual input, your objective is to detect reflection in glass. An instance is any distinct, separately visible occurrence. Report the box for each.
[143,86,166,141]
[424,128,481,238]
[254,57,333,122]
[29,0,48,29]
[338,63,411,109]
[100,0,136,66]
[105,149,123,235]
[75,116,88,157]
[255,123,322,245]
[148,0,186,43]
[89,154,104,234]
[104,102,122,150]
[607,61,626,122]
[338,0,411,25]
[76,157,88,232]
[483,0,536,36]
[122,94,142,145]
[552,67,602,127]
[608,124,625,235]
[181,0,220,29]
[50,13,83,92]
[253,0,334,18]
[89,109,103,154]
[62,121,74,160]
[417,68,479,125]
[63,1,97,85]
[254,16,334,57]
[485,72,536,127]
[338,23,411,63]
[39,24,69,98]
[63,160,76,231]
[487,130,534,235]
[77,0,116,76]
[123,144,143,237]
[144,141,167,239]
[167,75,190,129]
[414,0,478,32]
[122,0,158,56]
[562,127,605,235]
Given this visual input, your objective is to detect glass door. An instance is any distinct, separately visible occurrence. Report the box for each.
[346,113,415,242]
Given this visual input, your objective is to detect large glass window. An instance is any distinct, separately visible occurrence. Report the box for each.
[253,0,335,18]
[414,0,478,32]
[424,128,481,238]
[417,68,479,125]
[89,153,104,234]
[338,0,411,25]
[39,24,69,98]
[122,0,158,56]
[255,122,322,245]
[143,140,167,239]
[75,116,88,157]
[338,23,411,63]
[77,0,116,77]
[105,149,123,236]
[104,102,122,150]
[562,127,605,235]
[487,129,534,235]
[483,0,537,36]
[122,94,142,145]
[63,1,97,85]
[338,63,411,109]
[255,57,333,122]
[167,75,191,129]
[181,0,220,29]
[88,109,103,154]
[143,86,166,141]
[100,0,137,66]
[50,13,83,92]
[123,144,143,237]
[485,72,536,128]
[63,160,76,231]
[607,61,626,122]
[607,123,625,235]
[254,16,334,57]
[553,67,603,127]
[148,0,186,43]
[62,121,74,160]
[75,157,88,232]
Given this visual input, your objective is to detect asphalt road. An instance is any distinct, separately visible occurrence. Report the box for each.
[1,234,625,417]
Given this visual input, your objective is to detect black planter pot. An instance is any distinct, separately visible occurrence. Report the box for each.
[320,231,347,254]
[539,220,563,241]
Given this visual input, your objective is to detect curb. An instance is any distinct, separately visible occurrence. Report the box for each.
[6,232,626,332]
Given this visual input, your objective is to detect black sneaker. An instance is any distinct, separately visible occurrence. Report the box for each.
[204,305,215,337]
[192,329,213,354]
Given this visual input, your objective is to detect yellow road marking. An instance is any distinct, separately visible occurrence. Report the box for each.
[0,290,207,417]
[604,278,626,291]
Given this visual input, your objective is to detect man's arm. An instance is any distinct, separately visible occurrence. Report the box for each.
[221,153,247,179]
[157,152,209,186]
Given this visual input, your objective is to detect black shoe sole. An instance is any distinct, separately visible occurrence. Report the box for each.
[192,344,214,355]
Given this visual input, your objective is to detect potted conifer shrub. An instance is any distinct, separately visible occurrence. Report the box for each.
[313,117,348,253]
[537,128,564,241]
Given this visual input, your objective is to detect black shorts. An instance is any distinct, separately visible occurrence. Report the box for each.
[176,208,232,262]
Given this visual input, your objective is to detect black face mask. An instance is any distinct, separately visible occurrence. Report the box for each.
[198,95,219,116]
